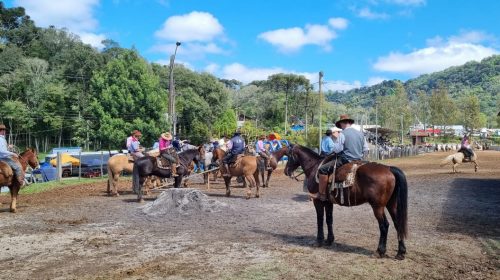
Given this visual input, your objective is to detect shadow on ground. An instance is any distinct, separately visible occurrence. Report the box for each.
[437,178,500,238]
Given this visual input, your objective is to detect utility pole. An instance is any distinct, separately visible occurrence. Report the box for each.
[375,103,379,160]
[168,42,181,135]
[318,71,324,154]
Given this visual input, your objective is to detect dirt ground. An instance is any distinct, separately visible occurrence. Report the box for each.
[1,151,499,280]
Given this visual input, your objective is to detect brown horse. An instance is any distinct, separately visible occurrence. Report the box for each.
[0,149,39,213]
[256,147,288,188]
[106,153,162,196]
[212,147,260,199]
[284,144,408,260]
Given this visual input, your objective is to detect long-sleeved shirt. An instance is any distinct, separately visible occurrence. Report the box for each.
[128,137,141,153]
[255,140,266,153]
[321,136,335,155]
[0,135,16,159]
[159,138,172,151]
[332,127,369,161]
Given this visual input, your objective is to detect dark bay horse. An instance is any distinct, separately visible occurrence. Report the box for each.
[284,144,408,260]
[212,147,260,199]
[132,146,205,202]
[257,147,288,188]
[0,149,39,213]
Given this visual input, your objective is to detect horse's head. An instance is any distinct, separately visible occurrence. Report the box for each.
[21,148,40,169]
[284,144,300,177]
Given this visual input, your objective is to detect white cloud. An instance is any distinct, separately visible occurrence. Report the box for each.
[324,80,363,92]
[357,7,389,20]
[328,18,349,30]
[154,11,224,42]
[15,0,106,48]
[385,0,426,6]
[204,63,220,74]
[258,22,341,53]
[366,77,388,86]
[374,31,499,75]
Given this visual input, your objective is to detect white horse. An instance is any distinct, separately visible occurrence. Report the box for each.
[440,151,478,173]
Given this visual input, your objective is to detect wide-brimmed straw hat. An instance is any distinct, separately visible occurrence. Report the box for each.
[335,114,355,128]
[331,126,342,132]
[0,124,6,130]
[161,132,172,140]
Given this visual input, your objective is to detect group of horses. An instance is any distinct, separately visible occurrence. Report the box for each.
[2,142,483,260]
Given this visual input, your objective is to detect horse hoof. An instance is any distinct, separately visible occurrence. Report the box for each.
[138,198,145,203]
[395,254,405,260]
[225,192,231,197]
[376,251,387,258]
[10,208,17,213]
[255,194,260,198]
[313,241,324,247]
[111,193,119,197]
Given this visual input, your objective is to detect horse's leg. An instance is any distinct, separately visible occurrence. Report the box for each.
[372,206,389,257]
[253,173,260,198]
[245,175,255,199]
[473,160,478,172]
[387,203,407,260]
[9,183,20,213]
[137,177,146,203]
[265,170,272,188]
[325,201,334,245]
[260,169,265,188]
[313,199,325,246]
[224,176,231,197]
[111,172,120,196]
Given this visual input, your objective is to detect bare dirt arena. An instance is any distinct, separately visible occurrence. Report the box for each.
[1,151,499,279]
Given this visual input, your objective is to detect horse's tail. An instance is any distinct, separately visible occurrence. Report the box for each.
[440,154,455,166]
[389,166,408,240]
[132,162,140,194]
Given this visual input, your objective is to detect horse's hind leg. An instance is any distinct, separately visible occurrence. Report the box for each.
[265,170,272,188]
[473,161,478,172]
[9,183,20,213]
[372,206,389,257]
[245,175,256,199]
[387,201,406,260]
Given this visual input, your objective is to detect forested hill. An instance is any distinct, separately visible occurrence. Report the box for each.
[327,55,499,115]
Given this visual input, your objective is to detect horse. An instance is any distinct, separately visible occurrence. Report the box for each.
[440,151,478,173]
[0,148,39,213]
[132,146,205,202]
[211,147,260,199]
[284,144,408,260]
[256,147,288,188]
[107,150,161,196]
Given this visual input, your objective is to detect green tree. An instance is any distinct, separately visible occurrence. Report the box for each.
[213,109,237,138]
[459,93,483,131]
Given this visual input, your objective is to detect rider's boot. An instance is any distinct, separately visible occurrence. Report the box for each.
[17,175,25,187]
[265,157,272,170]
[171,164,178,177]
[223,163,231,177]
[310,174,329,202]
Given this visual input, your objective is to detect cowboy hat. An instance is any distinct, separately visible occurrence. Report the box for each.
[161,132,172,141]
[0,124,6,130]
[335,114,355,128]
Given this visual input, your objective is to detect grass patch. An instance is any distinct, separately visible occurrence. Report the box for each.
[0,177,108,195]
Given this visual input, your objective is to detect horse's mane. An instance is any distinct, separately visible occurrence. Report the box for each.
[178,148,200,163]
[295,144,321,160]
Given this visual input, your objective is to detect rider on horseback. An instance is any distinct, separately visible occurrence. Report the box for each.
[127,130,144,160]
[159,132,178,177]
[0,124,24,186]
[314,115,369,202]
[256,135,272,171]
[222,130,245,177]
[458,133,473,161]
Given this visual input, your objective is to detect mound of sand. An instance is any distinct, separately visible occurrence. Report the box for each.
[142,188,227,216]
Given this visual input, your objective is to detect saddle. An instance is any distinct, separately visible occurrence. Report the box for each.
[229,154,246,168]
[156,157,171,169]
[327,161,366,205]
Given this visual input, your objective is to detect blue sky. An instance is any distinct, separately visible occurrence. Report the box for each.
[6,0,500,91]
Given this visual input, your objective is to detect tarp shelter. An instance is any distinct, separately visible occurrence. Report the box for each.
[50,153,80,167]
[268,133,282,140]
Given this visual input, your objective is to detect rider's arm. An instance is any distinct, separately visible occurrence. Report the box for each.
[331,133,344,154]
[0,137,16,157]
[227,140,233,150]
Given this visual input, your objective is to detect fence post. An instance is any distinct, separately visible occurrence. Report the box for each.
[100,151,104,178]
[57,152,62,182]
[78,150,82,180]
